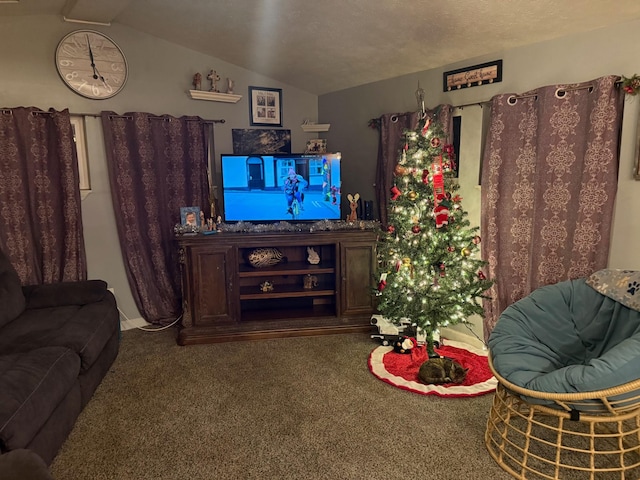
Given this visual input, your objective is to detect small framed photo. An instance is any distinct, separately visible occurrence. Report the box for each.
[249,86,282,127]
[305,138,327,154]
[180,207,201,227]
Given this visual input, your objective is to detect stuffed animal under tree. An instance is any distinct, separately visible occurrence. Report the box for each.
[375,110,493,357]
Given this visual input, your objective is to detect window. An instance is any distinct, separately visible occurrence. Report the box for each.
[70,115,90,190]
[309,159,323,175]
[279,159,295,178]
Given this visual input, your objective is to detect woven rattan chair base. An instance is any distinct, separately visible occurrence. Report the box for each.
[486,380,640,479]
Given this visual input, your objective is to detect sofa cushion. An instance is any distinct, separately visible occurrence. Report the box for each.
[0,348,80,451]
[0,449,54,480]
[0,293,119,372]
[0,255,26,329]
[22,280,108,309]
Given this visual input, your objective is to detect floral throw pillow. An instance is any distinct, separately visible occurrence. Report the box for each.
[586,269,640,312]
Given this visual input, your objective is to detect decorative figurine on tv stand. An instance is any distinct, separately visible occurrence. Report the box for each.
[259,281,274,292]
[306,247,320,265]
[303,274,318,289]
[347,193,360,222]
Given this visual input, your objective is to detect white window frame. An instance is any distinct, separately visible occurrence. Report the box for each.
[70,115,91,191]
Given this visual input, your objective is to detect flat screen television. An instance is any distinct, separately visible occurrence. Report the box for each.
[220,152,342,222]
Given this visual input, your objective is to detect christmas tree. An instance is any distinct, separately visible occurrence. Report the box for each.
[375,111,493,357]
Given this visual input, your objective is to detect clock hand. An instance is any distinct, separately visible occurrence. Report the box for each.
[86,34,101,80]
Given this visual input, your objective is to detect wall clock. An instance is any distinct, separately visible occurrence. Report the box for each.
[55,30,128,100]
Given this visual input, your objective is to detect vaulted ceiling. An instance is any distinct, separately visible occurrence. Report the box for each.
[4,0,640,95]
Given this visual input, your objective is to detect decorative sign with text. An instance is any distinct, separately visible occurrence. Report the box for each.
[443,60,503,92]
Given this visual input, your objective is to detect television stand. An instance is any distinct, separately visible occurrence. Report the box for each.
[176,229,377,345]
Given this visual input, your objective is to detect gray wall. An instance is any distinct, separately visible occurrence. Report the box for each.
[320,18,640,342]
[4,13,640,338]
[0,15,319,324]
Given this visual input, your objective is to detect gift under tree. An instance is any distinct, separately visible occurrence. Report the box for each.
[375,111,493,357]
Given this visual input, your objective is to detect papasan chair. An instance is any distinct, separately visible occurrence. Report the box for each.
[485,269,640,480]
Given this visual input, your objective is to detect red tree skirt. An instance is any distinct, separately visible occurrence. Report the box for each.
[368,340,497,397]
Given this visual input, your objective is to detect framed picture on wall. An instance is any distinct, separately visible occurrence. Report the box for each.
[232,129,291,154]
[249,86,282,127]
[305,138,327,153]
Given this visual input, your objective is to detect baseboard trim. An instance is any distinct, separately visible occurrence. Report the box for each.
[120,317,150,331]
[441,328,487,351]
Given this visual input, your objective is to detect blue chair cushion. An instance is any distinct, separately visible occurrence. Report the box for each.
[489,276,640,395]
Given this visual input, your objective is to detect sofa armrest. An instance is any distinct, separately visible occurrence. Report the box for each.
[22,279,109,309]
[0,449,54,480]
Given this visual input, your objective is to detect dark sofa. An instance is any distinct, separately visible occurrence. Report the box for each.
[0,247,120,473]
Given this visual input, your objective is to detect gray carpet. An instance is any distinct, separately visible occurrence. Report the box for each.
[50,329,512,480]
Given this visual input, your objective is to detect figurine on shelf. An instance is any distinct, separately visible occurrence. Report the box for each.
[347,193,360,222]
[259,281,274,292]
[307,247,320,265]
[226,78,235,94]
[207,69,221,92]
[192,72,202,90]
[303,274,318,290]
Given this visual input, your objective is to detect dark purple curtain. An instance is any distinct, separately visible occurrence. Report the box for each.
[374,105,453,228]
[101,112,210,324]
[481,75,624,340]
[0,107,86,284]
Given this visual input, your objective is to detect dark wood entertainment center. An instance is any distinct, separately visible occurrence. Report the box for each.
[176,229,378,345]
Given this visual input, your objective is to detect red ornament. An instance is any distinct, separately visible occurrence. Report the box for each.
[439,262,446,277]
[377,279,387,291]
[387,225,395,233]
[390,185,402,200]
[430,137,441,148]
[421,118,432,135]
[411,225,421,234]
[444,144,454,158]
[422,169,430,185]
[453,194,462,203]
[472,235,482,245]
[478,271,487,280]
[443,144,457,170]
[447,245,455,252]
[434,204,449,229]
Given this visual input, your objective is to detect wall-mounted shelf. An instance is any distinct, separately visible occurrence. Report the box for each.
[188,90,242,103]
[301,123,330,133]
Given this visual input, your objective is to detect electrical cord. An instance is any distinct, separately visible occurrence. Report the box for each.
[461,321,488,350]
[117,305,182,332]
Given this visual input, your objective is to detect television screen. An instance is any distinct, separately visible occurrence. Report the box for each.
[220,153,342,222]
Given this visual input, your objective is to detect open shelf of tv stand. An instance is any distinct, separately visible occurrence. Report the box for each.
[176,229,377,345]
[238,261,335,277]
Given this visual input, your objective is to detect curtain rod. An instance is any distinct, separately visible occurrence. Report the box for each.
[455,80,623,109]
[0,109,225,124]
[73,112,225,124]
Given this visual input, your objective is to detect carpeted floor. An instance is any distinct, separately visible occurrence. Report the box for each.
[50,329,513,480]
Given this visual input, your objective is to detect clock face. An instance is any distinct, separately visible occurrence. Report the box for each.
[55,30,128,100]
